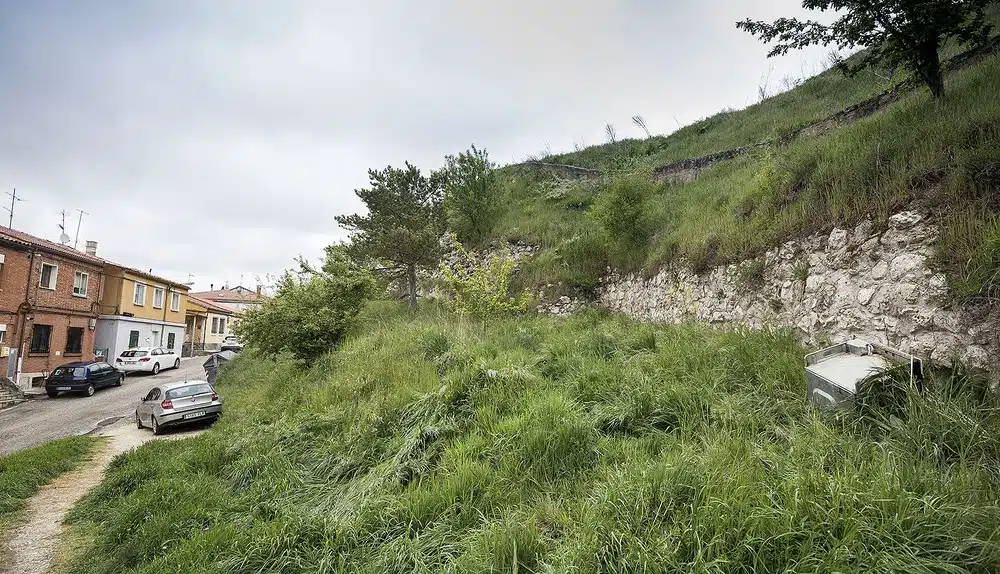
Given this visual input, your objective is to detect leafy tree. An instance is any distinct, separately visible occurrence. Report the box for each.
[336,163,444,308]
[439,234,528,321]
[441,145,502,244]
[737,0,997,98]
[235,245,374,363]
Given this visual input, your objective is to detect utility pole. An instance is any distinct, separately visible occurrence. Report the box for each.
[73,209,89,249]
[5,188,23,228]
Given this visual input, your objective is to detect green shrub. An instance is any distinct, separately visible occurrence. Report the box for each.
[236,245,375,362]
[439,235,528,321]
[589,175,657,261]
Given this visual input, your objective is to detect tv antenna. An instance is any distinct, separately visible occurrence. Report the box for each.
[5,188,23,229]
[73,208,89,249]
[58,210,71,244]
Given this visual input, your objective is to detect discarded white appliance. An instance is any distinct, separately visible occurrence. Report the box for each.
[804,339,922,408]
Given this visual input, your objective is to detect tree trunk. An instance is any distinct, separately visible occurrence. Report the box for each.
[406,263,417,309]
[918,38,944,99]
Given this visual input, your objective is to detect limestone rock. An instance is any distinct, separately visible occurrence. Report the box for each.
[857,287,876,306]
[828,228,849,252]
[889,211,922,228]
[888,254,926,281]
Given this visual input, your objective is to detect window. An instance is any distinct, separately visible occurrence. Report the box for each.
[119,350,148,358]
[39,263,58,290]
[0,252,5,289]
[219,318,226,333]
[30,324,52,353]
[73,271,89,297]
[166,383,212,400]
[171,292,181,312]
[52,366,87,378]
[133,282,146,306]
[143,388,160,402]
[166,332,176,350]
[0,323,6,344]
[211,317,219,334]
[153,287,165,309]
[128,330,140,348]
[65,327,84,354]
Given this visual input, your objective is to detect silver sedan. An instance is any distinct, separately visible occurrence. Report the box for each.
[135,380,223,435]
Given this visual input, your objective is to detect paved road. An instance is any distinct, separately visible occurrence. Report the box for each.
[0,358,207,456]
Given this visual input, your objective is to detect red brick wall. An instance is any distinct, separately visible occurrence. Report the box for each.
[0,241,104,378]
[21,312,96,374]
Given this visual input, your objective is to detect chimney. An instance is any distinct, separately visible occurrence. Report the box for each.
[210,283,214,291]
[84,240,98,256]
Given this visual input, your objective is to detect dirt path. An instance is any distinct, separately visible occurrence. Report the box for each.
[1,420,206,574]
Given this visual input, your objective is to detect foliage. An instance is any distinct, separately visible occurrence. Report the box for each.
[440,146,503,245]
[588,175,657,261]
[735,259,767,291]
[439,235,528,321]
[235,245,374,363]
[737,0,996,98]
[62,307,1000,573]
[336,163,445,307]
[793,260,811,282]
[0,436,98,531]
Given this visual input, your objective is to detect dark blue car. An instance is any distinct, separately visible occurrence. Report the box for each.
[45,360,124,398]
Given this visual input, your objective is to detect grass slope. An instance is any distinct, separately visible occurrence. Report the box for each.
[63,302,1000,573]
[495,51,1000,299]
[1,436,100,564]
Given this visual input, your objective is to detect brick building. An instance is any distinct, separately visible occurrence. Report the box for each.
[0,228,104,389]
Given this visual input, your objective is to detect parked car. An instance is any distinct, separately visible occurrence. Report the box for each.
[115,347,181,375]
[45,361,124,398]
[220,335,243,352]
[135,380,222,435]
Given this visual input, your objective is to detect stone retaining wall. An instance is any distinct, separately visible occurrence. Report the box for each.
[599,211,999,369]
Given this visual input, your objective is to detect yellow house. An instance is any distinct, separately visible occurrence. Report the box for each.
[94,264,190,360]
[185,294,237,353]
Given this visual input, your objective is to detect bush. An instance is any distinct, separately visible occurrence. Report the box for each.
[440,235,528,321]
[236,246,375,362]
[589,175,657,260]
[442,146,504,245]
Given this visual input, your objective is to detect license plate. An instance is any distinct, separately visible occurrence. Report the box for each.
[183,411,206,420]
[126,361,136,365]
[57,386,71,391]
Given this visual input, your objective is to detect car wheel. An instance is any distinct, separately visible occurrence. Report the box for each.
[85,384,95,397]
[174,358,180,369]
[152,363,160,375]
[46,391,58,399]
[151,416,162,435]
[115,375,124,387]
[135,411,143,429]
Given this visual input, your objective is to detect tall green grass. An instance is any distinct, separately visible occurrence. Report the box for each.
[62,302,1000,573]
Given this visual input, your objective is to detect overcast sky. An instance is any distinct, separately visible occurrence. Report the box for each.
[0,0,834,292]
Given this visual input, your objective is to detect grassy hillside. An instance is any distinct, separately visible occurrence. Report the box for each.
[61,302,1000,573]
[494,48,1000,301]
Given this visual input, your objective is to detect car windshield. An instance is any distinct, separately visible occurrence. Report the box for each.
[120,350,148,358]
[166,384,213,399]
[52,367,87,378]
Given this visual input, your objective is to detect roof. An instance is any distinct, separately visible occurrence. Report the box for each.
[0,227,104,266]
[103,262,191,291]
[190,287,266,303]
[188,294,239,315]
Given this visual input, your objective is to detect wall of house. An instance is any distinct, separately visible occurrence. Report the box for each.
[9,248,103,387]
[112,273,187,324]
[95,316,185,362]
[0,243,32,355]
[204,312,233,346]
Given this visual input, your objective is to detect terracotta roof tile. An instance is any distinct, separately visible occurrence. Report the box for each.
[0,227,104,266]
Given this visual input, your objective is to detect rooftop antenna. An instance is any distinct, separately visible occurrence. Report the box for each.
[58,210,71,245]
[73,209,89,249]
[5,188,24,229]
